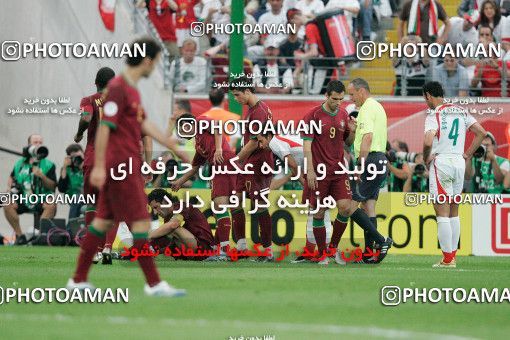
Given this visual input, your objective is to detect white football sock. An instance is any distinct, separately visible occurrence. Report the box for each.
[437,216,452,253]
[237,238,247,250]
[450,216,461,252]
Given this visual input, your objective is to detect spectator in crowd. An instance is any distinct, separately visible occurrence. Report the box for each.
[4,134,57,245]
[198,0,231,47]
[502,0,510,17]
[462,25,495,85]
[358,0,373,40]
[170,39,208,93]
[398,0,450,45]
[432,55,470,97]
[295,0,324,21]
[438,10,479,47]
[471,41,510,97]
[386,140,411,192]
[168,99,192,137]
[465,132,510,193]
[279,8,304,71]
[258,0,288,46]
[293,14,333,94]
[393,35,430,96]
[57,144,85,220]
[209,42,254,87]
[479,0,504,40]
[325,0,360,34]
[253,37,294,93]
[403,153,429,192]
[175,0,200,47]
[457,0,483,16]
[138,0,179,62]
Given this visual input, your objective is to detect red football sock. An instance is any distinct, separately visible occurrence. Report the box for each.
[103,223,119,250]
[73,226,105,283]
[231,209,246,241]
[329,215,348,249]
[258,210,272,248]
[215,215,231,245]
[442,251,453,263]
[85,207,102,252]
[313,226,327,258]
[133,236,161,287]
[305,238,316,253]
[452,250,457,259]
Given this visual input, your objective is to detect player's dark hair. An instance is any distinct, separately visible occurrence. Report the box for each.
[148,188,178,204]
[126,37,161,66]
[398,141,409,153]
[229,76,255,93]
[422,81,444,98]
[259,122,275,138]
[209,88,225,106]
[350,78,370,93]
[65,143,83,155]
[176,113,196,127]
[95,67,115,91]
[326,80,346,95]
[176,99,191,113]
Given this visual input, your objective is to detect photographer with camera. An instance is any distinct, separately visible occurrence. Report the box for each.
[403,153,429,192]
[57,144,85,219]
[4,134,57,245]
[465,132,510,193]
[151,152,193,189]
[386,140,412,192]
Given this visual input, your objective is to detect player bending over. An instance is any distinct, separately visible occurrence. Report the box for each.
[172,114,237,261]
[229,76,275,262]
[422,81,486,268]
[67,37,186,297]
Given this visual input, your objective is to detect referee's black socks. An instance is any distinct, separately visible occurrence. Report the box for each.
[351,209,384,245]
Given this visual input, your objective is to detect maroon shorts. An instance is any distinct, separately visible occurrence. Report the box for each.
[303,174,352,208]
[236,173,272,200]
[82,163,99,201]
[95,171,149,224]
[211,173,236,200]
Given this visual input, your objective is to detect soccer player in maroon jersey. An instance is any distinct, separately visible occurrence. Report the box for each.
[171,114,237,261]
[67,38,185,297]
[74,67,117,265]
[147,189,215,260]
[229,76,274,262]
[302,80,392,265]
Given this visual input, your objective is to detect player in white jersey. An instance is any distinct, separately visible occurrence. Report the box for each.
[422,82,486,268]
[257,131,344,264]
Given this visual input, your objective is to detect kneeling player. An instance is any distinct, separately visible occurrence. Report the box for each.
[147,189,215,260]
[172,114,236,261]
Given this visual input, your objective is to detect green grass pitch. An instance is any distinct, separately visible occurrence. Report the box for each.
[0,247,509,340]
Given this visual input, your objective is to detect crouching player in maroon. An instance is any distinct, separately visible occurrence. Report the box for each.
[302,80,393,265]
[171,114,237,261]
[67,38,186,297]
[148,189,215,260]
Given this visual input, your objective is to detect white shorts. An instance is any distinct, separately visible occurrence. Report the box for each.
[429,156,465,197]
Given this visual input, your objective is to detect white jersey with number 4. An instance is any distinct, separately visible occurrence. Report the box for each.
[268,134,304,167]
[425,104,477,196]
[424,104,477,156]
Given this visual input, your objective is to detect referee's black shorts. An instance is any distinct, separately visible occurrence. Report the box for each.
[351,152,388,202]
